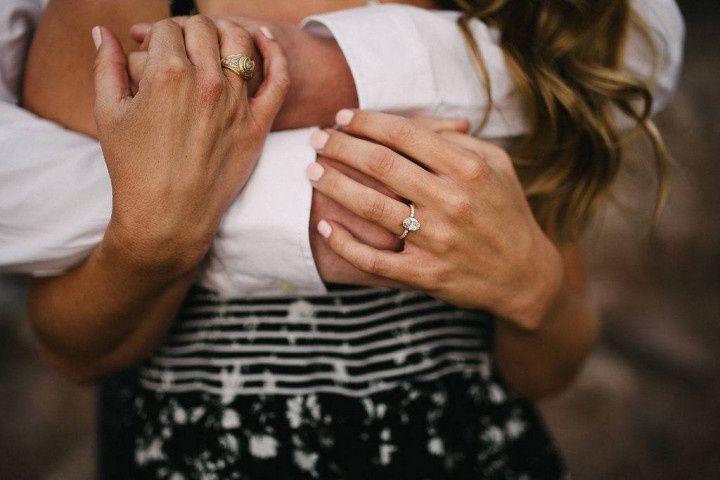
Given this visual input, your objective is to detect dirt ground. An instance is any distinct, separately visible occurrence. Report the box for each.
[1,1,718,478]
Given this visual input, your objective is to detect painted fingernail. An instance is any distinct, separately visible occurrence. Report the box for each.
[317,220,333,239]
[130,23,151,34]
[306,162,325,182]
[92,26,102,50]
[335,109,354,127]
[310,130,330,150]
[260,26,275,40]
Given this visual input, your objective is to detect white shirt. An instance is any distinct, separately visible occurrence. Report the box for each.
[0,0,684,297]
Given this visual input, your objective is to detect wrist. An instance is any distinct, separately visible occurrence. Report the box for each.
[101,216,210,279]
[500,232,565,332]
[273,29,357,130]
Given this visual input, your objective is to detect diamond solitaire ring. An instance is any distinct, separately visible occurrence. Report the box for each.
[399,203,421,240]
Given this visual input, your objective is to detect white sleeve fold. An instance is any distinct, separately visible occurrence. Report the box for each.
[304,1,684,138]
[1,1,684,296]
[199,128,326,298]
[0,103,111,276]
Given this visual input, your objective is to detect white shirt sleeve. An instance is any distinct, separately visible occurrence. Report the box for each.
[0,104,111,275]
[0,0,324,297]
[303,0,685,138]
[198,128,326,297]
[0,0,111,276]
[0,0,684,298]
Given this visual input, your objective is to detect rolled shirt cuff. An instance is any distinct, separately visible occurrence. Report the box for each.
[302,5,438,115]
[198,127,327,298]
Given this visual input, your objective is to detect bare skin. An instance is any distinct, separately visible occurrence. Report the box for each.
[310,111,598,397]
[23,0,436,382]
[24,0,597,397]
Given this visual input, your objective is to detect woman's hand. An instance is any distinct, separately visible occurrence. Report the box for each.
[93,17,289,275]
[308,110,565,330]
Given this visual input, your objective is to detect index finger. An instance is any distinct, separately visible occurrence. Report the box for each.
[335,110,478,178]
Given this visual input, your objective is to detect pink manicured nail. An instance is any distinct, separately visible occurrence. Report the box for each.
[130,23,151,34]
[306,162,325,182]
[310,130,330,150]
[92,26,102,50]
[317,220,333,239]
[260,26,275,40]
[335,109,354,127]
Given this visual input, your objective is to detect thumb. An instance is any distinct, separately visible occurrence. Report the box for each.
[249,28,291,128]
[92,26,132,127]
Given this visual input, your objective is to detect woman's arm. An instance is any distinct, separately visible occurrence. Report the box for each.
[493,244,599,398]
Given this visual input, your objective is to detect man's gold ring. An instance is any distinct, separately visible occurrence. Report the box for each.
[399,203,421,240]
[221,54,255,80]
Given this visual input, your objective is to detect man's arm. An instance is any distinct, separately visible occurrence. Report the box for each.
[10,0,684,287]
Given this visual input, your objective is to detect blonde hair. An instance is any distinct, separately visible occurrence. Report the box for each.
[450,0,671,241]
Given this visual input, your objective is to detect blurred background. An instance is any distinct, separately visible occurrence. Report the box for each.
[1,1,718,478]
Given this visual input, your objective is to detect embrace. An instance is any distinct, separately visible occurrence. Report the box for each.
[0,0,683,478]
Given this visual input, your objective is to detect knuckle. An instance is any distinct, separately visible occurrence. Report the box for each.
[154,56,189,84]
[199,73,225,105]
[447,194,474,219]
[364,255,388,276]
[361,196,388,222]
[462,159,489,182]
[388,120,417,145]
[368,147,397,177]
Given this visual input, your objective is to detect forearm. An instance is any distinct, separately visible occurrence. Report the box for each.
[28,233,195,384]
[494,250,599,399]
[271,29,357,130]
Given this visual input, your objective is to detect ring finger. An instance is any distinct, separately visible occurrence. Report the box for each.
[308,161,427,241]
[214,18,257,92]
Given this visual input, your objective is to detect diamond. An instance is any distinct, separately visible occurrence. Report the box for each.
[402,217,421,231]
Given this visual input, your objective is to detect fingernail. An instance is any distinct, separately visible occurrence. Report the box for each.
[306,162,325,182]
[335,109,354,127]
[92,26,102,50]
[310,130,330,150]
[260,26,274,40]
[130,23,151,33]
[317,220,333,239]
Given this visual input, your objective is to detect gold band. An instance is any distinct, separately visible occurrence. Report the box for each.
[221,54,255,80]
